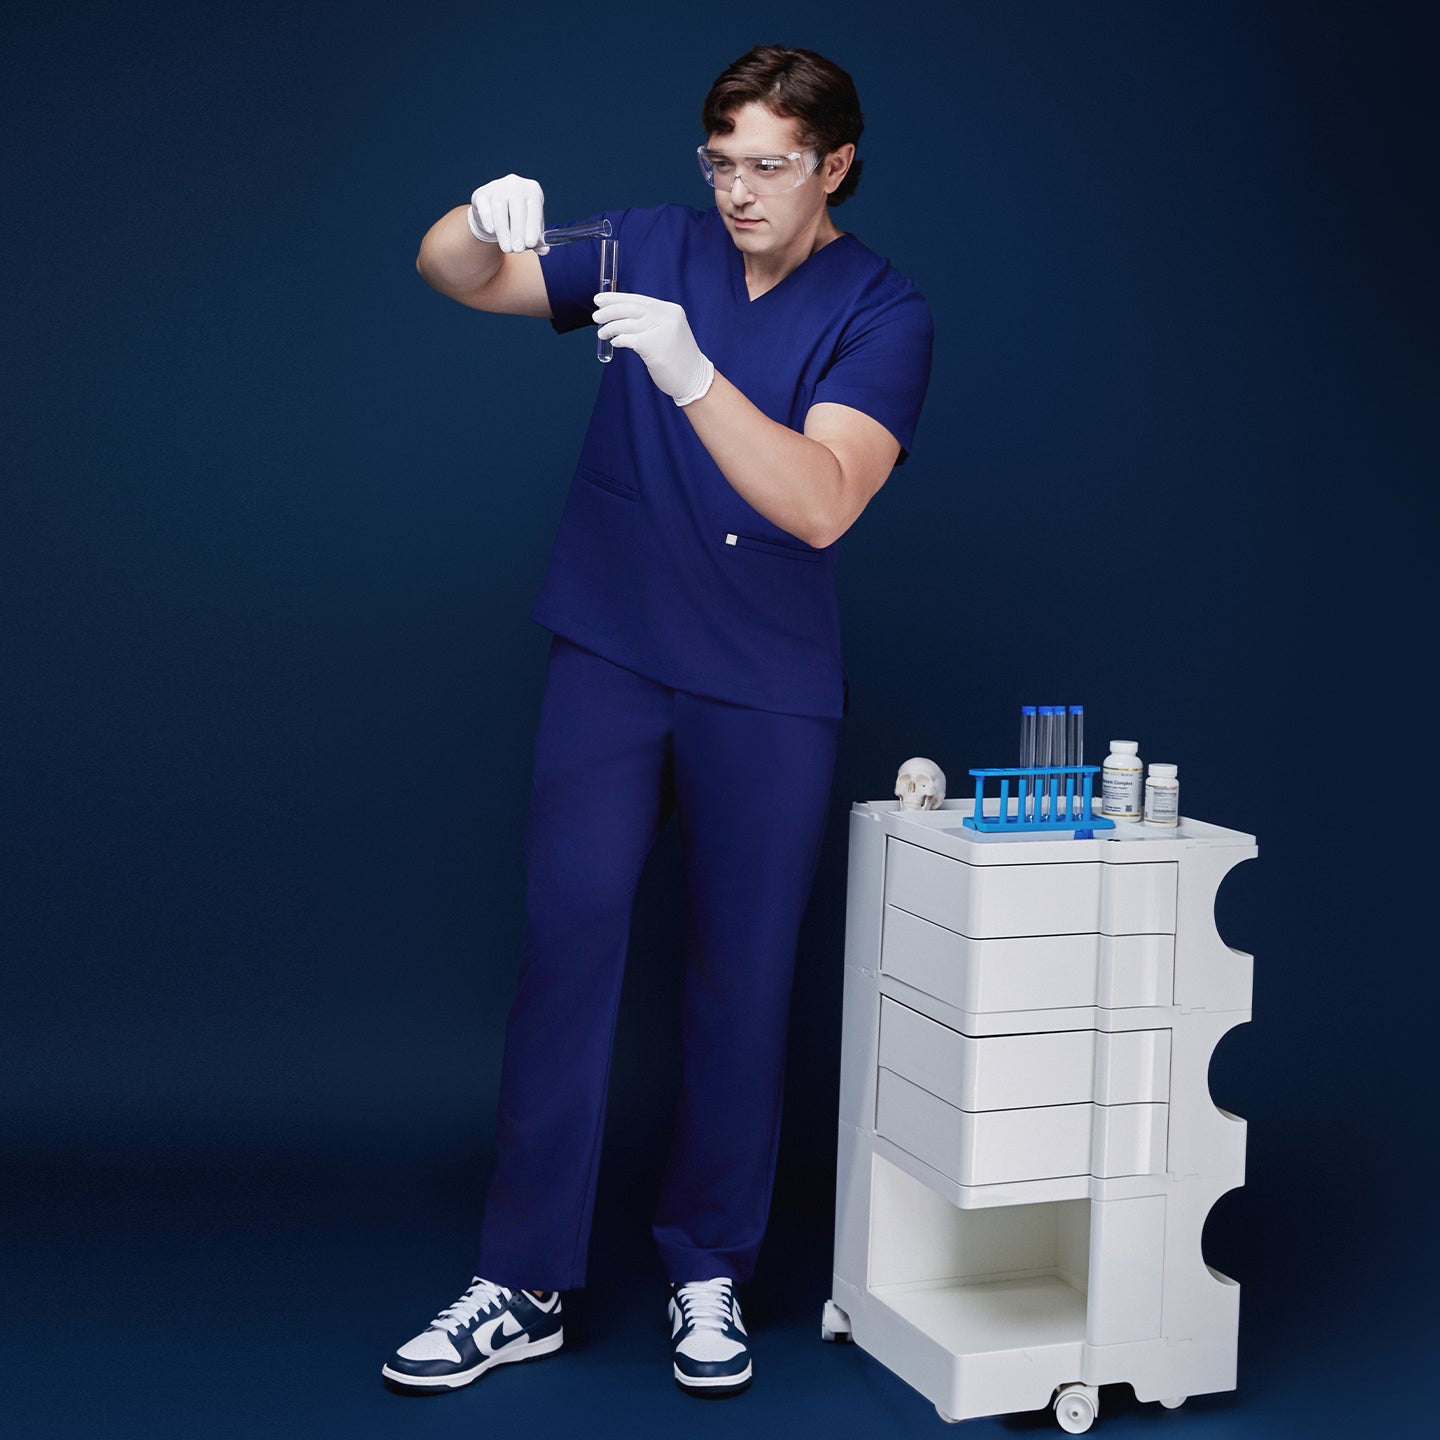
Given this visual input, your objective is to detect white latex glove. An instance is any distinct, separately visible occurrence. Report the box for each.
[593,292,715,406]
[467,174,548,254]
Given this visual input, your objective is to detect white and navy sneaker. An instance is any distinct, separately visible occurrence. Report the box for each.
[668,1278,752,1395]
[382,1277,563,1391]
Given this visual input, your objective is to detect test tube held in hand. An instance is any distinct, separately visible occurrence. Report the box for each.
[541,218,613,247]
[598,238,619,363]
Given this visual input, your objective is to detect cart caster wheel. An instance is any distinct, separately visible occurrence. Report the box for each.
[935,1404,960,1424]
[820,1299,852,1343]
[1159,1396,1186,1410]
[1053,1383,1098,1434]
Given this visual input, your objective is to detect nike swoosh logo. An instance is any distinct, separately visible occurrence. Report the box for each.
[472,1309,527,1354]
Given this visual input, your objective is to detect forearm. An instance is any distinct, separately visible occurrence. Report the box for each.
[594,291,901,546]
[416,206,503,301]
[416,204,551,316]
[681,374,854,548]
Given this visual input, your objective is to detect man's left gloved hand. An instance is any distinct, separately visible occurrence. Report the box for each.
[593,292,715,407]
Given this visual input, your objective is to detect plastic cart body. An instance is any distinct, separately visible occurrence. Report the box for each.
[825,800,1255,1430]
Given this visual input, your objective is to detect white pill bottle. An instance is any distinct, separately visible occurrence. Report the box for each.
[1101,740,1144,819]
[1144,763,1180,826]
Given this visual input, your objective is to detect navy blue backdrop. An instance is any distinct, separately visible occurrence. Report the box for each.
[5,2,1434,1436]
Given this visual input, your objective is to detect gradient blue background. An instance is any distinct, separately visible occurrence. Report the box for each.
[4,2,1434,1435]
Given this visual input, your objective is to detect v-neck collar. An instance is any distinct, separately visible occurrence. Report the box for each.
[724,224,857,307]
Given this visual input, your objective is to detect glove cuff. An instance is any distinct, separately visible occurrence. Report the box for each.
[466,205,499,244]
[673,357,715,408]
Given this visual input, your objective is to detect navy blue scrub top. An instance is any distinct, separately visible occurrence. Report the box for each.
[536,204,933,718]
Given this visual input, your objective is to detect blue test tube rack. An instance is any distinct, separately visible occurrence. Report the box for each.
[962,764,1114,835]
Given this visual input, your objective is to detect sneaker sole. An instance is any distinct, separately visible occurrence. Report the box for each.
[382,1328,564,1391]
[673,1360,753,1395]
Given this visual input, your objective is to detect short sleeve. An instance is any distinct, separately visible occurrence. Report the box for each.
[811,278,934,462]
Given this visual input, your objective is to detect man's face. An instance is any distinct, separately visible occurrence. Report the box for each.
[706,102,830,260]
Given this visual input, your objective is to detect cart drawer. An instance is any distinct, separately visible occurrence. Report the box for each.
[876,1069,1169,1185]
[878,999,1171,1110]
[880,905,1175,1012]
[885,839,1177,939]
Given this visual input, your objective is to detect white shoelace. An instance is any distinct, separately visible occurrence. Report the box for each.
[433,1276,510,1334]
[675,1278,735,1331]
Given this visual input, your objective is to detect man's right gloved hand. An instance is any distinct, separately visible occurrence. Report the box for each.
[467,174,548,253]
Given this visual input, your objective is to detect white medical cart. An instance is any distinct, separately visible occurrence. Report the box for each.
[823,799,1255,1431]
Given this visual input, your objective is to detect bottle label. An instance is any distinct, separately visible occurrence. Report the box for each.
[1101,764,1143,818]
[1145,782,1179,825]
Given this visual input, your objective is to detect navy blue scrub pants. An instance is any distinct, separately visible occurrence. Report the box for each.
[475,638,841,1291]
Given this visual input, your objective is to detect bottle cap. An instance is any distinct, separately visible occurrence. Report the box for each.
[1109,740,1138,754]
[1149,763,1177,778]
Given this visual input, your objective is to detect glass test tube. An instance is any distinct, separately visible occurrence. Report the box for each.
[1047,705,1066,818]
[1043,716,1054,813]
[1019,705,1037,820]
[540,218,613,247]
[597,237,619,363]
[1068,705,1084,817]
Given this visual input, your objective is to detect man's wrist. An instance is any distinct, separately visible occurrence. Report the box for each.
[466,205,499,243]
[674,357,716,408]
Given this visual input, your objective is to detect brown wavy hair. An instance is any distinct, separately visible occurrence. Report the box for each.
[701,45,865,207]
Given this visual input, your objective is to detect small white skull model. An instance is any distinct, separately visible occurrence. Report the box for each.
[895,757,946,811]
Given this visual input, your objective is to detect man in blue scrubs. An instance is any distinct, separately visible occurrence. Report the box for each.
[385,44,932,1398]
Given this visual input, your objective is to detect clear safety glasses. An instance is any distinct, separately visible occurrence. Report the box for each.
[695,145,821,195]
